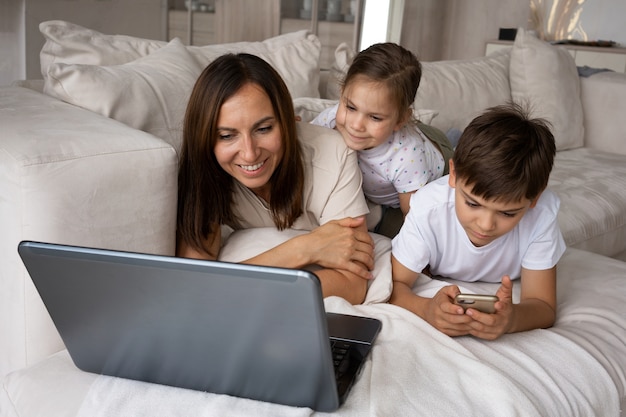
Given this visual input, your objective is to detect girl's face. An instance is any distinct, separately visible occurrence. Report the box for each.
[214,82,283,202]
[335,76,407,151]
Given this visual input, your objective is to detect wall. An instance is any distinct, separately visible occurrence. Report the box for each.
[0,0,25,86]
[400,0,531,62]
[400,0,626,63]
[2,0,626,85]
[0,0,166,85]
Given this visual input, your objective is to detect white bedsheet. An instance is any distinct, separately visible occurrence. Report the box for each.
[1,249,624,417]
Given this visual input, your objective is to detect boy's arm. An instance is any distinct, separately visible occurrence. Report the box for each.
[509,266,557,331]
[466,266,557,339]
[389,255,425,315]
[390,255,472,335]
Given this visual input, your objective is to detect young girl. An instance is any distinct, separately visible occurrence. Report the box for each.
[311,43,454,237]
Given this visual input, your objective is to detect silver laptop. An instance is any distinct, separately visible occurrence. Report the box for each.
[18,240,381,412]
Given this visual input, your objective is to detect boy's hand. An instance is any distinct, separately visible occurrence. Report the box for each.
[424,285,473,336]
[464,275,515,340]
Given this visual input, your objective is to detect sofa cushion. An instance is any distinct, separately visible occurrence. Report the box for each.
[414,50,512,134]
[325,42,356,100]
[39,20,321,99]
[39,20,165,75]
[548,147,626,258]
[0,86,178,377]
[44,38,203,152]
[510,29,584,151]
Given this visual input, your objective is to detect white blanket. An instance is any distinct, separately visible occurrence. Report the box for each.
[2,249,624,417]
[57,293,615,417]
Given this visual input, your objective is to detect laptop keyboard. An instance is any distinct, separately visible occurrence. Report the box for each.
[330,339,352,379]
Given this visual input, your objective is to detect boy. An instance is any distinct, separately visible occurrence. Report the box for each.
[390,103,566,340]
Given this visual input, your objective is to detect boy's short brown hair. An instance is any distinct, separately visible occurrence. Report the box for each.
[452,102,556,203]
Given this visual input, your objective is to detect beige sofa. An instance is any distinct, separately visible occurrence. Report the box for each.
[1,22,625,413]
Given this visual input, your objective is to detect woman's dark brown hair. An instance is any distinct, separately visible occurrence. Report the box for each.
[177,53,304,254]
[453,102,556,203]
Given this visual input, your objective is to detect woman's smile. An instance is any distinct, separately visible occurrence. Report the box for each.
[238,160,266,173]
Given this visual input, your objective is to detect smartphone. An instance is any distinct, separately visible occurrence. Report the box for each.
[454,294,498,314]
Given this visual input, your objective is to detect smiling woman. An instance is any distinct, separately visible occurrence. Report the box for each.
[176,53,376,304]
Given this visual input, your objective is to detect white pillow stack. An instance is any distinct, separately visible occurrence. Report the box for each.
[509,29,584,151]
[44,38,202,152]
[40,20,323,152]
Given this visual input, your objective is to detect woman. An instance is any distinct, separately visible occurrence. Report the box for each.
[177,53,375,304]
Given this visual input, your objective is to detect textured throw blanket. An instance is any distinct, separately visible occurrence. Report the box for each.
[70,289,618,417]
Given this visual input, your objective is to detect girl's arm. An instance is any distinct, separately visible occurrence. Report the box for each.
[398,191,415,217]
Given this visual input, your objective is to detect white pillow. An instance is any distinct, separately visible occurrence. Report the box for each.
[44,38,203,152]
[218,228,392,305]
[189,32,321,99]
[39,20,321,99]
[510,28,584,151]
[39,20,165,78]
[415,50,512,134]
[325,42,356,100]
[293,97,337,122]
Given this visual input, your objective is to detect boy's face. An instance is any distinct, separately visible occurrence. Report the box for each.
[335,76,406,151]
[449,160,540,247]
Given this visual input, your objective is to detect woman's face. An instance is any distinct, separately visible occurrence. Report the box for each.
[214,82,284,202]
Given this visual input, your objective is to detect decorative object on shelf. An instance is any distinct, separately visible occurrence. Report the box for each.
[198,3,214,13]
[327,0,343,22]
[184,0,199,12]
[300,0,312,19]
[344,0,356,22]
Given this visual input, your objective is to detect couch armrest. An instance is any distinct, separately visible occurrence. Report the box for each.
[0,86,178,377]
[580,71,626,155]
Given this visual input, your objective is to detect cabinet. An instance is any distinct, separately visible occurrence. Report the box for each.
[168,9,216,45]
[167,0,279,45]
[279,0,362,69]
[485,40,626,74]
[167,0,362,69]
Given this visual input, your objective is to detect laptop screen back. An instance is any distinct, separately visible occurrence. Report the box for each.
[18,241,343,411]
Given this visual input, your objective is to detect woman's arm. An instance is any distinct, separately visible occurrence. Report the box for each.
[176,225,222,261]
[240,217,374,304]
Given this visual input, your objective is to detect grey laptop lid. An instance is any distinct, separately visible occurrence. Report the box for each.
[18,241,381,412]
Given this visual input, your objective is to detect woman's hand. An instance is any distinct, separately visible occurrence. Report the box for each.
[306,216,375,280]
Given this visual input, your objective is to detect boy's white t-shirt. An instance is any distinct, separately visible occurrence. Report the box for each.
[311,103,444,208]
[391,176,566,283]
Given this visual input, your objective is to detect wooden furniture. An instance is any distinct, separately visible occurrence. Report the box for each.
[167,0,279,45]
[486,39,626,73]
[279,0,362,69]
